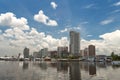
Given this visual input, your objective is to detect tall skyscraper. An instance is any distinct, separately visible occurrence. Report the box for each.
[88,45,95,57]
[69,31,80,56]
[23,47,29,58]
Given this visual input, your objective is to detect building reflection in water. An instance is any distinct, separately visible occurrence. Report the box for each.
[57,61,69,72]
[89,63,96,75]
[80,62,96,76]
[96,62,107,68]
[39,62,47,70]
[33,62,47,70]
[80,62,89,72]
[22,62,29,70]
[69,62,81,80]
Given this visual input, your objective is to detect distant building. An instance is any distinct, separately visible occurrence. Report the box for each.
[81,45,95,60]
[23,47,29,58]
[84,48,89,58]
[33,52,40,58]
[80,48,89,59]
[95,55,106,62]
[57,47,68,58]
[87,45,96,61]
[40,48,48,58]
[88,45,95,57]
[80,50,84,57]
[49,51,57,58]
[69,31,80,56]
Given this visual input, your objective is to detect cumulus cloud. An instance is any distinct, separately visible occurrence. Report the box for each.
[0,11,66,56]
[100,19,114,25]
[34,10,58,26]
[51,2,57,9]
[99,30,120,46]
[60,26,81,33]
[2,26,69,56]
[81,30,120,55]
[60,28,69,33]
[113,1,120,6]
[0,12,29,30]
[3,27,25,40]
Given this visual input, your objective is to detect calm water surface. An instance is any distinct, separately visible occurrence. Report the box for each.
[0,61,120,80]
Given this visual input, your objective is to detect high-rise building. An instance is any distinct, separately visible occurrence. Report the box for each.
[84,48,89,58]
[69,31,80,56]
[23,47,29,58]
[49,51,57,58]
[57,47,68,58]
[33,52,40,58]
[40,48,48,58]
[88,45,95,57]
[80,48,88,57]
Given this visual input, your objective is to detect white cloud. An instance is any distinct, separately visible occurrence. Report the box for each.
[47,19,58,26]
[87,35,92,37]
[51,2,57,9]
[60,26,81,33]
[100,30,120,54]
[34,10,58,26]
[34,10,48,24]
[29,28,39,36]
[0,12,61,56]
[2,26,69,55]
[84,4,94,9]
[60,28,69,33]
[99,30,120,45]
[80,21,88,25]
[100,19,114,25]
[0,24,65,56]
[0,12,30,30]
[81,30,120,55]
[111,9,120,13]
[113,1,120,6]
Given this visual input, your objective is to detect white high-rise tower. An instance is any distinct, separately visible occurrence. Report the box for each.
[69,31,80,56]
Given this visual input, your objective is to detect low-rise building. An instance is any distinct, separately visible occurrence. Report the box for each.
[49,51,57,58]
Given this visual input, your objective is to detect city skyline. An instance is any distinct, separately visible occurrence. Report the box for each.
[0,0,120,56]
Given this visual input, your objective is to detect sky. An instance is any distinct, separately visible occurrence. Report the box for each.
[0,0,120,56]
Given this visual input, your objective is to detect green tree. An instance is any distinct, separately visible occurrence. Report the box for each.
[111,52,114,57]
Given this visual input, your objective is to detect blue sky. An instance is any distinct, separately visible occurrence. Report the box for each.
[1,0,120,39]
[0,0,120,56]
